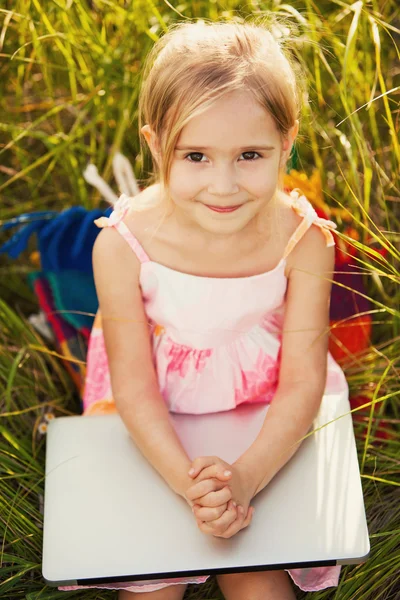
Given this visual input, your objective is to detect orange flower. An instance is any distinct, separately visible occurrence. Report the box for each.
[284,169,350,221]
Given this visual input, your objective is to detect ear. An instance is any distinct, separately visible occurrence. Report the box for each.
[141,125,161,164]
[280,119,299,165]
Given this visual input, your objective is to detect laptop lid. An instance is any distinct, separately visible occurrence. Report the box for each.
[42,390,369,586]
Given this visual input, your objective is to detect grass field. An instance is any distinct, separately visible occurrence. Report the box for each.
[0,1,399,598]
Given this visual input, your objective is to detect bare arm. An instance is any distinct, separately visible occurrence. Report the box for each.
[92,226,193,497]
[235,227,336,495]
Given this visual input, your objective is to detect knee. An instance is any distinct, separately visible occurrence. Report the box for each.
[217,570,296,600]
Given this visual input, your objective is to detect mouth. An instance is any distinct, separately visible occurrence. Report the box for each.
[205,204,243,213]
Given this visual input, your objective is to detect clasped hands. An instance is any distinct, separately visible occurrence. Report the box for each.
[184,456,257,539]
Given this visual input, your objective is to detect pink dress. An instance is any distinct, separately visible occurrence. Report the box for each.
[59,189,347,594]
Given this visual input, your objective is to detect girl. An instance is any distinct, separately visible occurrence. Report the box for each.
[59,19,348,599]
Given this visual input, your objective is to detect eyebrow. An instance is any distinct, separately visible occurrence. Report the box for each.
[175,145,276,152]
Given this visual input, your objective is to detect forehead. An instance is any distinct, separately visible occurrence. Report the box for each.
[176,90,280,150]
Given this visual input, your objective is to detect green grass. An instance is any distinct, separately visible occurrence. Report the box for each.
[0,0,399,598]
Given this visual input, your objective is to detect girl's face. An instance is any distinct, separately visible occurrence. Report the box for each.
[144,90,298,238]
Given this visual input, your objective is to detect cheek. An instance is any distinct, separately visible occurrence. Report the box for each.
[169,163,200,199]
[250,163,279,195]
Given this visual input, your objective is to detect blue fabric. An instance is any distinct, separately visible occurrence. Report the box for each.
[0,206,112,273]
[0,212,58,258]
[41,270,98,331]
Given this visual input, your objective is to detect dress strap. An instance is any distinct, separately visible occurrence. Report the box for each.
[93,194,151,264]
[282,189,338,260]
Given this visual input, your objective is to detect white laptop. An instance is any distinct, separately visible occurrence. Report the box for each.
[42,390,370,587]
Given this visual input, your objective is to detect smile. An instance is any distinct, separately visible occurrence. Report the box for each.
[205,204,243,213]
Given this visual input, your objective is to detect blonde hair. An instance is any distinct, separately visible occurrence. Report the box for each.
[138,17,306,208]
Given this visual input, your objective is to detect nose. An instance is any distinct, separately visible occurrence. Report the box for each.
[208,164,239,196]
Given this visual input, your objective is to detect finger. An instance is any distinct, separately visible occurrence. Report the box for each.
[186,478,228,501]
[241,506,254,529]
[186,479,230,502]
[219,505,254,539]
[193,464,232,484]
[188,456,218,478]
[194,486,232,507]
[218,521,244,538]
[193,502,228,523]
[198,501,238,536]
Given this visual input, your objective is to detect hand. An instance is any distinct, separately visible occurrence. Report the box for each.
[182,459,232,512]
[186,456,257,539]
[195,498,254,539]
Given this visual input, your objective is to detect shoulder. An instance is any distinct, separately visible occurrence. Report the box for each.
[93,224,136,262]
[278,191,335,278]
[126,183,164,223]
[289,225,335,283]
[92,225,141,290]
[92,184,162,262]
[129,182,162,209]
[294,223,335,268]
[124,183,169,240]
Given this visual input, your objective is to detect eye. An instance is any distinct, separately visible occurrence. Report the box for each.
[240,151,262,161]
[184,152,206,163]
[184,151,262,163]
